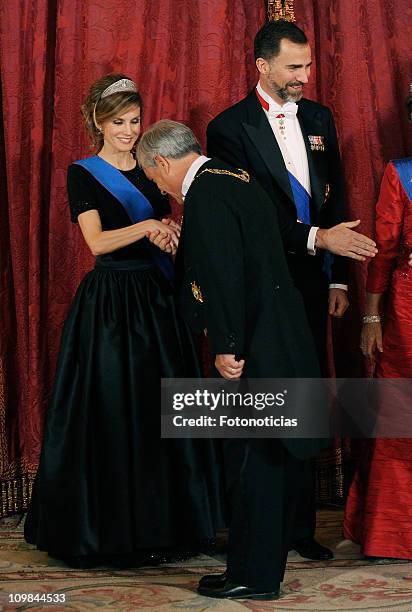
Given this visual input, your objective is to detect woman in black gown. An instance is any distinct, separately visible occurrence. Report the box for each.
[24,74,223,566]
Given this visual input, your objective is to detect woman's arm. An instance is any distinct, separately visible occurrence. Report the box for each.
[360,292,383,360]
[360,162,406,361]
[77,209,178,256]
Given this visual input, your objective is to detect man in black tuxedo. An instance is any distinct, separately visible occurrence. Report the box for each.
[207,19,363,561]
[137,120,375,600]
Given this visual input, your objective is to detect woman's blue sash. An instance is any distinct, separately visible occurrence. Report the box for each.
[392,157,412,202]
[74,156,173,281]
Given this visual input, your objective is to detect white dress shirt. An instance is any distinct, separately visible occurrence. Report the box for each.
[256,81,347,291]
[182,155,211,199]
[256,82,310,194]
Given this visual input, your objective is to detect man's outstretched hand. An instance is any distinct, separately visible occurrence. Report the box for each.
[315,220,377,261]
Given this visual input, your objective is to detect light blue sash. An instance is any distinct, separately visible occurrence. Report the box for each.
[74,156,173,281]
[392,158,412,202]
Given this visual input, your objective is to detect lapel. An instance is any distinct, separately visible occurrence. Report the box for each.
[297,100,326,213]
[242,92,328,215]
[242,92,294,204]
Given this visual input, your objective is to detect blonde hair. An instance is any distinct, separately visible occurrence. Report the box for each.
[81,73,142,151]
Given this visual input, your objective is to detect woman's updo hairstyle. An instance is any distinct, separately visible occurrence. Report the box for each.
[81,73,142,151]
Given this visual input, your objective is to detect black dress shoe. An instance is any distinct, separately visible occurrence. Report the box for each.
[198,571,227,588]
[198,582,280,600]
[291,537,334,560]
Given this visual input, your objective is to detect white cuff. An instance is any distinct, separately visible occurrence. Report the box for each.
[329,284,348,291]
[307,226,318,255]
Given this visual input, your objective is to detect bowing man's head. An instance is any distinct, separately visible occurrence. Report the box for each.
[137,120,202,204]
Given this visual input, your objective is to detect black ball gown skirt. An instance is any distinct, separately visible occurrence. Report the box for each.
[25,259,224,563]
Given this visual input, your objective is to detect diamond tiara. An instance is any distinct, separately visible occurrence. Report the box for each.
[100,78,137,99]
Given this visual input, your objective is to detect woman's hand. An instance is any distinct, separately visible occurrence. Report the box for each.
[144,219,180,254]
[147,229,176,254]
[77,211,179,256]
[144,219,179,244]
[160,217,181,237]
[360,322,383,360]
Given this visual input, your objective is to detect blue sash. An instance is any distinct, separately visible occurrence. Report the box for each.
[392,157,412,202]
[287,171,311,224]
[287,170,333,279]
[74,156,174,281]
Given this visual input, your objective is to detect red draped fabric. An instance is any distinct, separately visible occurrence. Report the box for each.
[294,0,412,378]
[0,0,266,515]
[293,0,411,501]
[1,0,411,515]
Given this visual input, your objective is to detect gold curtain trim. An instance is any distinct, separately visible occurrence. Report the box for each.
[267,0,295,22]
[0,357,38,481]
[0,475,33,517]
[316,448,344,502]
[0,357,5,477]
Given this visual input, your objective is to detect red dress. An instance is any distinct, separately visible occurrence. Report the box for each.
[343,160,412,559]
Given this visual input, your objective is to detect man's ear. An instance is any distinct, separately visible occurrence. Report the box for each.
[256,57,269,75]
[154,154,170,174]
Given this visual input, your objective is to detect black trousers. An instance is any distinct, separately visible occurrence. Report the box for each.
[288,255,329,543]
[224,439,303,590]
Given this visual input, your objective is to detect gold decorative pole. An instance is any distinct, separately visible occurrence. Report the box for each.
[268,0,295,21]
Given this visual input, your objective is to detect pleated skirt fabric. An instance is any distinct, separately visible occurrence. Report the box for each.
[25,260,223,557]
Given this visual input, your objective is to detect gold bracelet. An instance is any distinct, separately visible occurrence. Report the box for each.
[362,314,381,324]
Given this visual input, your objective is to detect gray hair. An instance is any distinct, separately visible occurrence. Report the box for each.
[137,119,202,167]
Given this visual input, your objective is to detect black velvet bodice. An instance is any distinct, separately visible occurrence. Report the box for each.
[67,163,170,262]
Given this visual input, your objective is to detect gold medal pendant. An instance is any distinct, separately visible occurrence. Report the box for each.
[276,113,286,140]
[191,281,204,303]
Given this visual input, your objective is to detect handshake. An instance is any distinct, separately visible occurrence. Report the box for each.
[145,217,181,256]
[144,217,412,268]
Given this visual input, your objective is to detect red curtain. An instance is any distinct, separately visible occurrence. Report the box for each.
[0,0,266,515]
[293,0,412,501]
[1,0,411,515]
[294,0,412,377]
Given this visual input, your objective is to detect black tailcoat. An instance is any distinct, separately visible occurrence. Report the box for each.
[206,93,343,545]
[206,90,347,288]
[176,158,324,589]
[176,158,321,459]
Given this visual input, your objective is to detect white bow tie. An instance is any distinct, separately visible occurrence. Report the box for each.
[270,102,298,118]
